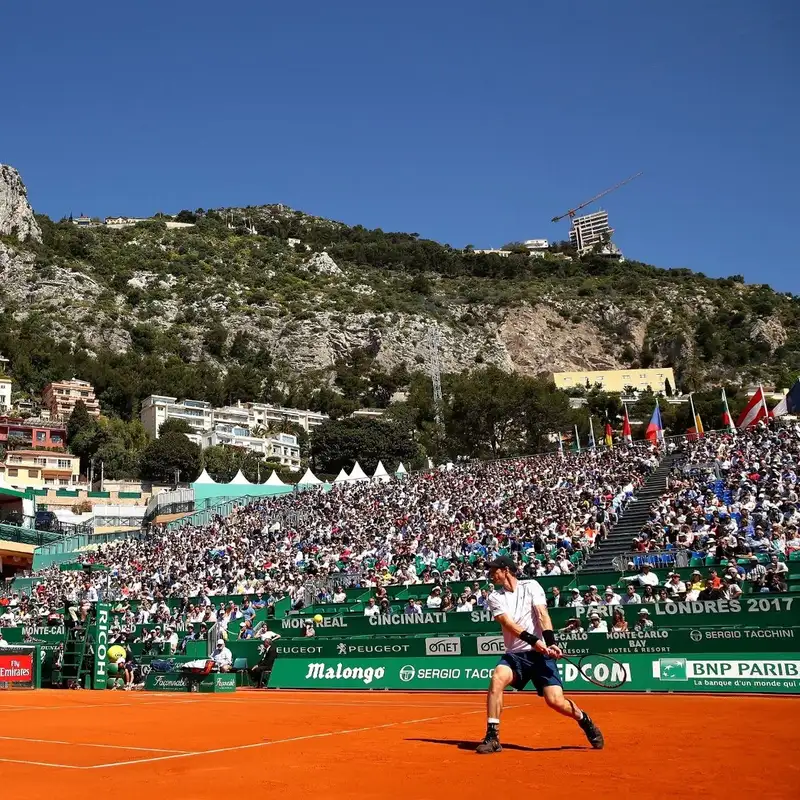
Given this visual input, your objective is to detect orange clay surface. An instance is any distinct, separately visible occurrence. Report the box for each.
[1,690,798,800]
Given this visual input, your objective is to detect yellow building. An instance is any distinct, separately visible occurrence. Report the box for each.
[550,367,676,394]
[0,450,81,490]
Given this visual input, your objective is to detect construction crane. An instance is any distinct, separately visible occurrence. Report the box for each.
[551,172,643,224]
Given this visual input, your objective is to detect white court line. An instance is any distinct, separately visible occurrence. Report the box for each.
[88,707,487,770]
[0,698,203,712]
[0,757,85,769]
[0,735,188,753]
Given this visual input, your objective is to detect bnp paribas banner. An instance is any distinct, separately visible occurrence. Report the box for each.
[268,653,800,694]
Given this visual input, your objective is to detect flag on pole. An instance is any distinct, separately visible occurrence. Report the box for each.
[588,417,597,449]
[622,405,632,444]
[604,422,613,448]
[772,378,800,418]
[721,388,736,433]
[688,393,704,439]
[645,403,663,444]
[736,387,769,429]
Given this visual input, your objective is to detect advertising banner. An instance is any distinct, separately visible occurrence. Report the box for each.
[91,604,112,690]
[268,653,800,694]
[0,653,34,683]
[277,597,797,638]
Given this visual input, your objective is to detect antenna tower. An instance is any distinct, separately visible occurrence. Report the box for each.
[429,324,443,427]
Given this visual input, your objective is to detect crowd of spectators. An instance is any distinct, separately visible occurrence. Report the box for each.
[630,422,800,592]
[0,445,657,633]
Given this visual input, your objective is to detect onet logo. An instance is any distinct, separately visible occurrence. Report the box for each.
[399,665,416,682]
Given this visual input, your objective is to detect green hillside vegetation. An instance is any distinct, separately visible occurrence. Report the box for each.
[0,206,797,479]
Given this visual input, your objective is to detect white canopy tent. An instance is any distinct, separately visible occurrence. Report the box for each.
[229,469,251,485]
[348,461,369,482]
[396,462,408,476]
[264,470,287,487]
[333,468,350,483]
[297,467,323,486]
[372,460,390,483]
[194,468,217,484]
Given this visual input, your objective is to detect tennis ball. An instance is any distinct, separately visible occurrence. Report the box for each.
[313,614,323,624]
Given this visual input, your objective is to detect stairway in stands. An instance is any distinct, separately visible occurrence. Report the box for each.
[580,453,679,573]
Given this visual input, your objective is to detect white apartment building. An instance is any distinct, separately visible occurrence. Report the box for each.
[140,396,314,466]
[201,426,300,469]
[246,402,328,432]
[0,376,11,413]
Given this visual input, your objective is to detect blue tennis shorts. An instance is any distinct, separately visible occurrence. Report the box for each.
[499,651,563,695]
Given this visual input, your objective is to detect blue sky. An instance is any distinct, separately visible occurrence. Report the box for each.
[2,1,797,291]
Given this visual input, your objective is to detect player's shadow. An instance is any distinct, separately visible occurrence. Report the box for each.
[409,738,586,753]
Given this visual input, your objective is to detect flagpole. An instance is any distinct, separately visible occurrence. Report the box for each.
[722,388,736,434]
[558,431,564,459]
[656,397,664,444]
[759,383,770,422]
[688,391,702,438]
[574,424,581,454]
[589,416,596,449]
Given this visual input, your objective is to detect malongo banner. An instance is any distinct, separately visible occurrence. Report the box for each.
[268,653,800,694]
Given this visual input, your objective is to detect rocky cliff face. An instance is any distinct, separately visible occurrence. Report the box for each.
[0,165,42,243]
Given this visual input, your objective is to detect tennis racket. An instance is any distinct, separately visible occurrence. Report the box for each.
[559,653,628,689]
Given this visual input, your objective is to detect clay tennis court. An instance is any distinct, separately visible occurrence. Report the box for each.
[1,690,798,799]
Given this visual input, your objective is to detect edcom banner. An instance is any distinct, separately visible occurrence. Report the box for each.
[268,653,800,694]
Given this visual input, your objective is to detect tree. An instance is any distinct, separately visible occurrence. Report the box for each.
[311,417,420,475]
[444,366,573,458]
[159,418,194,437]
[202,444,262,482]
[67,400,94,443]
[139,432,202,482]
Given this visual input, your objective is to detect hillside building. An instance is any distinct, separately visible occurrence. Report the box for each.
[550,367,676,395]
[42,379,101,420]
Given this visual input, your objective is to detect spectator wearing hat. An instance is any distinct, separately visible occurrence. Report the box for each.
[587,613,608,633]
[559,617,583,634]
[625,563,659,588]
[603,587,622,606]
[665,572,686,598]
[212,638,233,672]
[566,588,583,608]
[426,587,443,610]
[634,609,653,631]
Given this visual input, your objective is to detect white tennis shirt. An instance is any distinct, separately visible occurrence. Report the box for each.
[487,579,548,654]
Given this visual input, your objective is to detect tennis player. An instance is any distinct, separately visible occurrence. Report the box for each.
[476,555,604,753]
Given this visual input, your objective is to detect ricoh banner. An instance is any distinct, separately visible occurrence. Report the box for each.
[268,653,800,694]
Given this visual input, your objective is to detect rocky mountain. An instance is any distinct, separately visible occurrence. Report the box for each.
[0,165,41,242]
[0,165,798,419]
